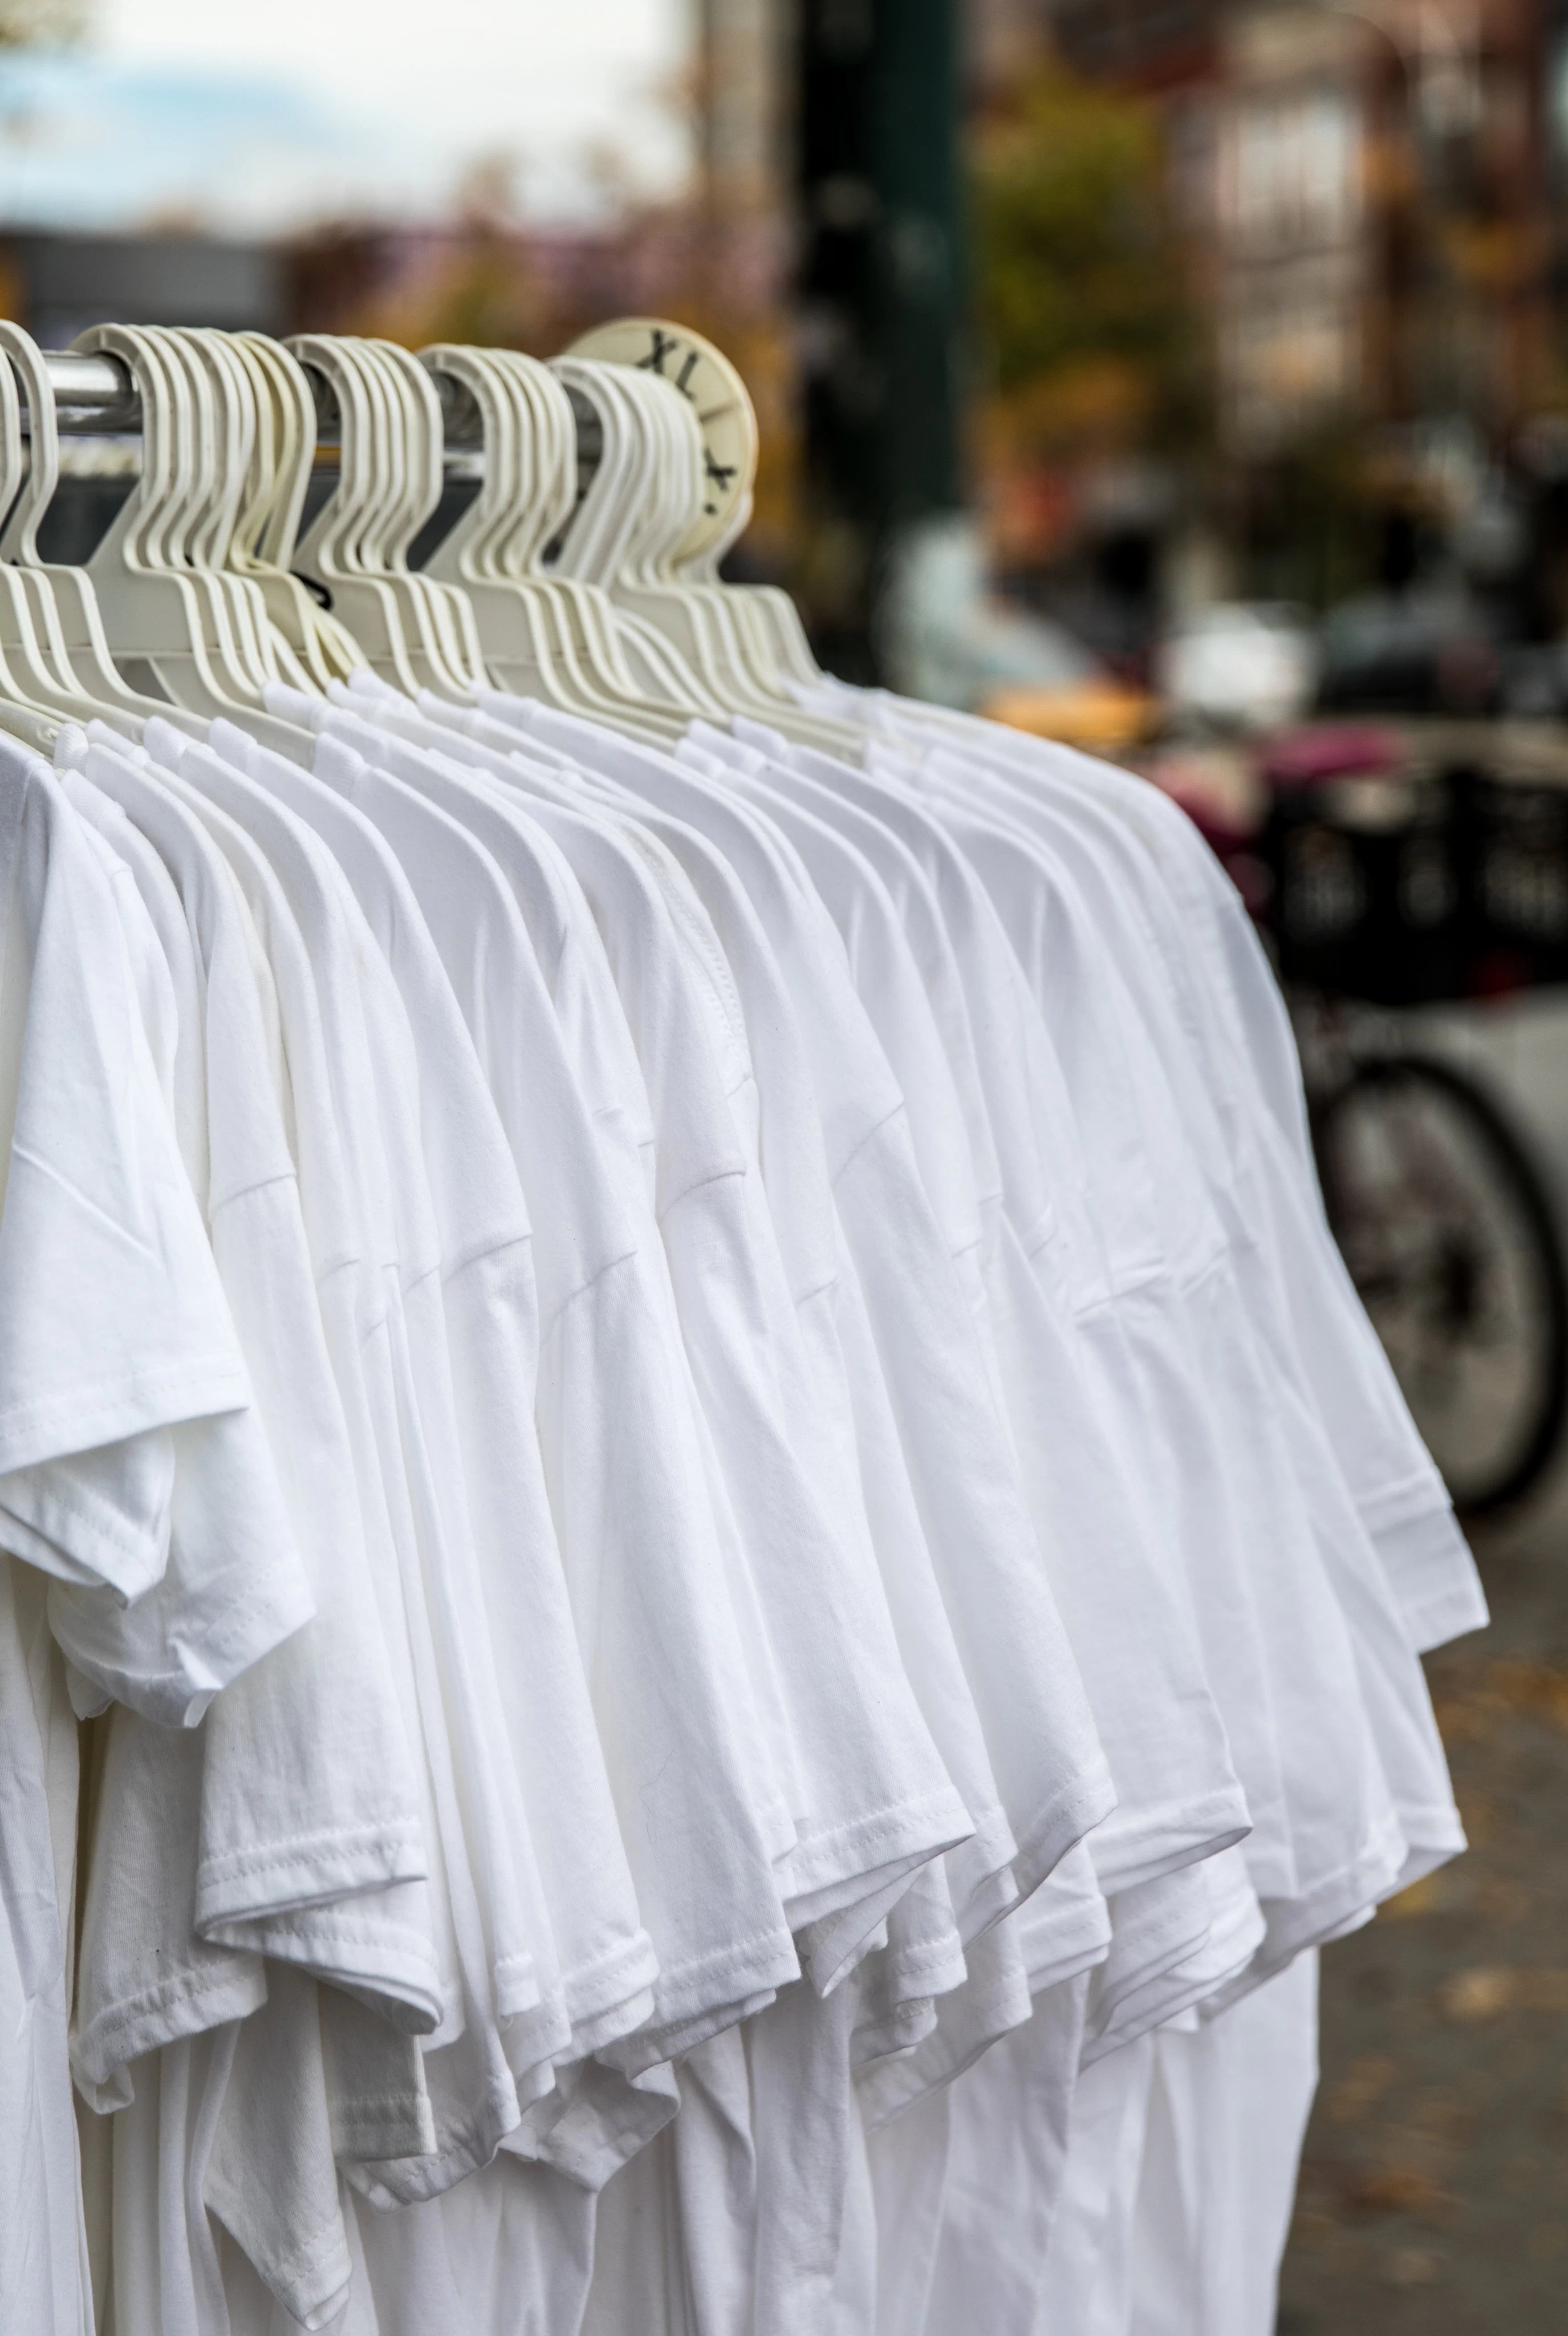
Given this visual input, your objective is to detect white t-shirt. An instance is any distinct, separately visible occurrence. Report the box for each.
[0,737,294,2336]
[307,695,977,1986]
[56,740,444,2335]
[204,717,661,2078]
[1128,1947,1319,2336]
[0,741,311,1726]
[597,795,1025,1927]
[864,691,1485,1656]
[373,691,1023,1976]
[486,712,1118,2030]
[57,738,454,2327]
[898,1965,1095,2336]
[710,732,1252,1904]
[499,700,1116,1915]
[438,764,969,1934]
[335,694,1058,2336]
[476,728,1118,2317]
[101,741,454,2041]
[687,743,1265,2135]
[0,1555,92,2336]
[65,736,433,2003]
[414,717,1031,2336]
[911,779,1302,1911]
[965,731,1483,1686]
[277,723,803,2067]
[913,741,1463,1964]
[331,695,829,1927]
[136,725,533,2215]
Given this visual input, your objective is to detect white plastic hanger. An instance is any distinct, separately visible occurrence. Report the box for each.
[143,325,281,701]
[72,322,314,757]
[551,355,851,749]
[498,350,700,712]
[416,342,686,737]
[0,323,206,737]
[602,354,838,723]
[0,350,101,748]
[78,321,259,715]
[224,331,366,689]
[167,328,301,697]
[287,334,483,700]
[547,357,734,717]
[288,331,429,695]
[366,338,486,694]
[566,313,824,694]
[417,340,604,713]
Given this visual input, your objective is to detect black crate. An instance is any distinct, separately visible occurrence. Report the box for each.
[1465,777,1568,987]
[1262,765,1568,1004]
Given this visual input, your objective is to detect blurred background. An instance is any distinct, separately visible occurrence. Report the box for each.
[10,0,1568,2325]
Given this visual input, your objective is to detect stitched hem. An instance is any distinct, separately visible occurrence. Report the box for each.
[857,1970,1036,2124]
[1008,1760,1120,1907]
[1358,1466,1457,1533]
[598,1985,784,2080]
[559,1930,661,2032]
[207,2184,352,2331]
[1084,1916,1266,2063]
[0,1356,250,1472]
[0,1473,167,1601]
[779,1790,974,1937]
[563,1986,658,2061]
[1086,1791,1254,1897]
[74,1956,267,2100]
[196,1815,425,1927]
[850,1997,940,2073]
[201,1911,444,2036]
[1229,1811,1417,1997]
[776,1784,974,1901]
[340,2073,525,2209]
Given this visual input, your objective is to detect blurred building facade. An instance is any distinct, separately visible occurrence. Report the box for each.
[978,0,1555,461]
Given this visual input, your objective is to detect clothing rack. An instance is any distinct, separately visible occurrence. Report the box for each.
[0,312,1480,2336]
[21,348,139,433]
[15,346,478,441]
[14,347,605,465]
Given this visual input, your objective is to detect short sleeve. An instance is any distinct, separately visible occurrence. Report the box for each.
[0,748,310,1718]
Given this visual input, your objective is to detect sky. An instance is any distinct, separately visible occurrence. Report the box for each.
[0,0,691,234]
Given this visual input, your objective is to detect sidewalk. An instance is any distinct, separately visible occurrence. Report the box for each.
[1278,1496,1568,2332]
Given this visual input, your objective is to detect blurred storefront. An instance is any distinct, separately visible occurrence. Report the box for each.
[970,0,1565,651]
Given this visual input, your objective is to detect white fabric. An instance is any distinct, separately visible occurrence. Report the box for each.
[496,699,1116,1904]
[0,739,310,1724]
[204,719,660,2073]
[307,695,974,1968]
[1,622,1480,2336]
[65,736,433,2034]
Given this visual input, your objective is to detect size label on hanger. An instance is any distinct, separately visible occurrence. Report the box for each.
[565,318,756,559]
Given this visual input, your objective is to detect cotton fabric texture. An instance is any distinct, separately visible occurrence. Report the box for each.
[0,674,1484,2336]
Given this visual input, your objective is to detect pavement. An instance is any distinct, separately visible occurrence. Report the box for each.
[1277,1485,1568,2332]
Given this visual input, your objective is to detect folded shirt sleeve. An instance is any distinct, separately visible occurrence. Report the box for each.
[0,747,312,1721]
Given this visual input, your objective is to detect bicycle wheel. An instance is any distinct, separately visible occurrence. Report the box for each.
[1312,1055,1568,1515]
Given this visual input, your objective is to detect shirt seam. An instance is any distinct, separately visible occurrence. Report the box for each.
[829,1098,908,1190]
[196,1814,424,1884]
[0,1353,249,1445]
[538,1239,643,1340]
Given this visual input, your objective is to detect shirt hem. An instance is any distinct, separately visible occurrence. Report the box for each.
[195,1815,426,1928]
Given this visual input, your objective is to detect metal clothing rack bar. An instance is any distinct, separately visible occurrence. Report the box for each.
[23,350,140,435]
[15,346,487,447]
[13,344,607,485]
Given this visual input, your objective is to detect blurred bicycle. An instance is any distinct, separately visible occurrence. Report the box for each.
[1201,725,1568,1515]
[1295,994,1567,1515]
